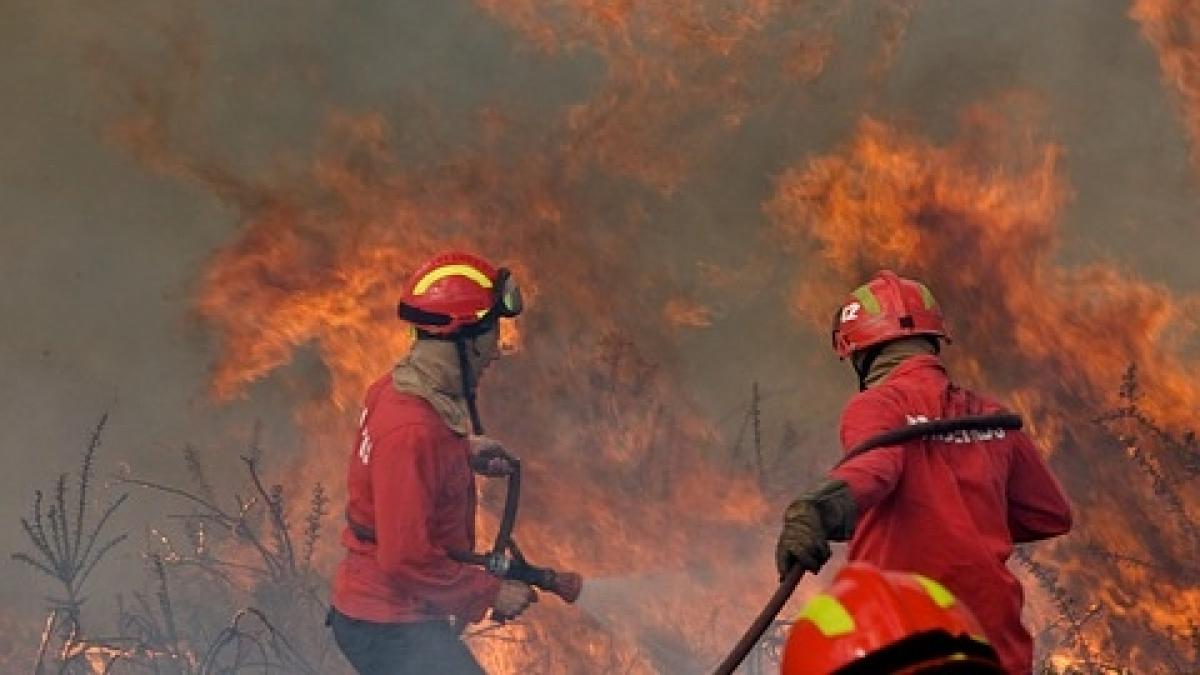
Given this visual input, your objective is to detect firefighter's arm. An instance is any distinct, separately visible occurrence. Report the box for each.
[776,395,902,575]
[1006,432,1072,543]
[372,424,501,622]
[829,394,908,514]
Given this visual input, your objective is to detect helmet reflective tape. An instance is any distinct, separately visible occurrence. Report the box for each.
[917,283,938,310]
[412,264,494,296]
[851,285,882,315]
[915,575,957,609]
[796,594,856,637]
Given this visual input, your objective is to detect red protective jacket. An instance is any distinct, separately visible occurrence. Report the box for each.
[331,375,500,624]
[829,355,1072,675]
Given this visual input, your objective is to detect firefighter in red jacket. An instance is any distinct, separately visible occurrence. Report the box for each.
[329,251,534,675]
[775,270,1073,675]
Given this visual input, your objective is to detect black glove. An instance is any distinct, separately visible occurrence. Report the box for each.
[775,479,857,578]
[468,435,516,476]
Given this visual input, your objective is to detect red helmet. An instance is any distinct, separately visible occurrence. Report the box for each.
[781,563,1002,675]
[831,271,949,359]
[397,251,522,336]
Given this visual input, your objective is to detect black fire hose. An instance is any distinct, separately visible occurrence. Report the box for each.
[451,454,583,621]
[712,413,1024,675]
[490,454,521,556]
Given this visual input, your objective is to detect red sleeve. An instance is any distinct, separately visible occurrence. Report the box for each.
[371,424,500,622]
[1006,431,1073,543]
[829,394,908,512]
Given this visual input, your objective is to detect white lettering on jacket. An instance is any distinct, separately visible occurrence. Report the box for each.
[906,414,1005,444]
[357,407,373,465]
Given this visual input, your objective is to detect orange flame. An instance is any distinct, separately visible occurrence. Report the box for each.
[769,97,1200,670]
[188,112,782,675]
[70,2,1200,672]
[1131,0,1200,171]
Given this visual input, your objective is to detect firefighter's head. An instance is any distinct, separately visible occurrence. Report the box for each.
[397,251,523,381]
[830,271,949,389]
[781,563,1003,675]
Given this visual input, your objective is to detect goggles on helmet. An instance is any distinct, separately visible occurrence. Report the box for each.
[492,267,523,319]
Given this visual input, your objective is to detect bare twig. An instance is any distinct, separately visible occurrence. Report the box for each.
[12,414,128,647]
[242,455,296,575]
[1015,547,1099,670]
[301,483,329,571]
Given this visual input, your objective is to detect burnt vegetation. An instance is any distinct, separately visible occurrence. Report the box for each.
[11,362,1200,674]
[1008,363,1199,674]
[12,417,340,674]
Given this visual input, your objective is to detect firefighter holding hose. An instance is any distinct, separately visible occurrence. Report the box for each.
[328,251,534,675]
[774,271,1073,674]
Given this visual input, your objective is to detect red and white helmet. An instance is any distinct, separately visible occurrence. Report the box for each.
[781,563,1002,674]
[831,270,949,359]
[397,251,522,336]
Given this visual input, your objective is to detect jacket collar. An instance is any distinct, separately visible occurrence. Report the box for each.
[391,340,471,435]
[876,353,946,386]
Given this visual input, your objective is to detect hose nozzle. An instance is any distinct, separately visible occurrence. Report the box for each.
[540,568,582,604]
[510,560,583,604]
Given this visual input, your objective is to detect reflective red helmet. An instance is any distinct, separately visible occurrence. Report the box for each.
[781,563,1002,675]
[397,251,522,336]
[831,271,949,359]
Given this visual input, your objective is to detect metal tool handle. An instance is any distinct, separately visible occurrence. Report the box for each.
[713,565,804,675]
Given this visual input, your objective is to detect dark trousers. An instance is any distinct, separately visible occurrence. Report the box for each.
[328,608,486,675]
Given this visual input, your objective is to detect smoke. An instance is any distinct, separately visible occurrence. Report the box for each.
[3,0,1200,671]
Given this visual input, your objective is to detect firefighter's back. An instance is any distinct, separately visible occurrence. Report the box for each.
[834,354,1034,674]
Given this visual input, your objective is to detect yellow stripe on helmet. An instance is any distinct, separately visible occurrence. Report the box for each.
[795,594,856,637]
[917,283,938,310]
[413,264,494,295]
[915,575,957,609]
[852,285,882,315]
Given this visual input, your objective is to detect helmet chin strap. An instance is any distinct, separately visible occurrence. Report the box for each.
[455,336,485,435]
[852,345,883,392]
[416,319,496,436]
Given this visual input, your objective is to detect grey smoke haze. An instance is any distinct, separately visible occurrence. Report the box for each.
[1,0,1197,659]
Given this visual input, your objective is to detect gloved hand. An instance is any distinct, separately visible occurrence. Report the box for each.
[776,499,830,577]
[775,479,857,578]
[491,580,537,620]
[469,435,516,477]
